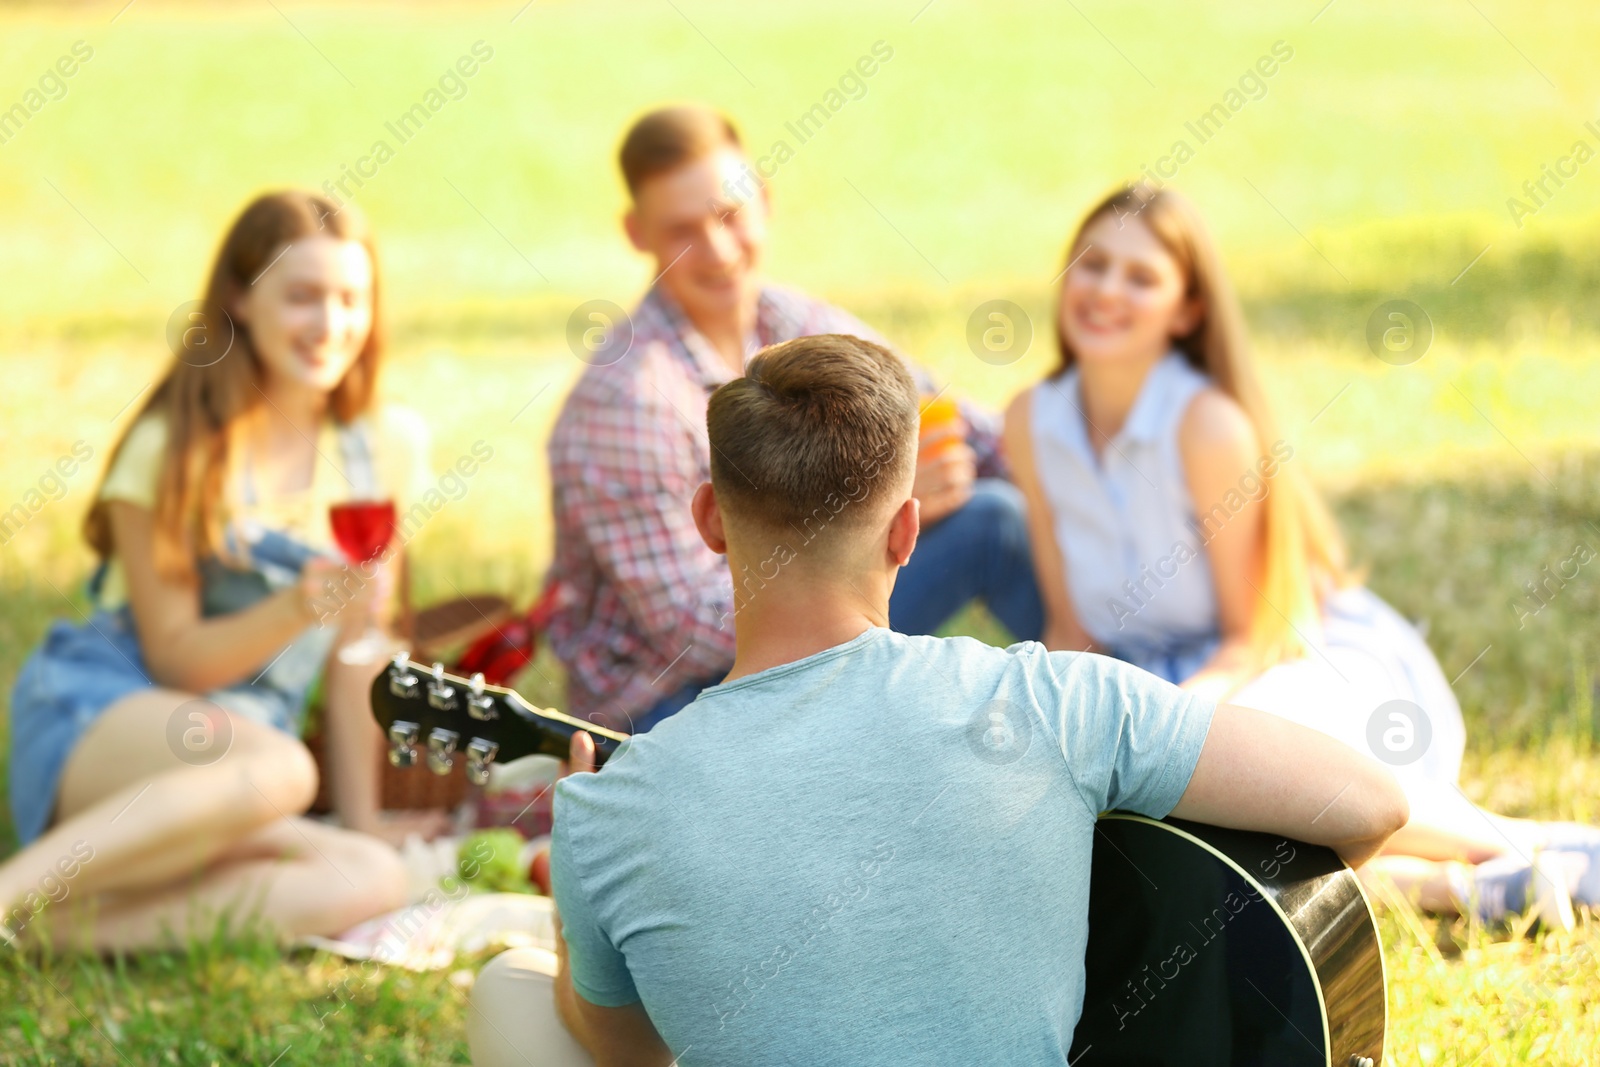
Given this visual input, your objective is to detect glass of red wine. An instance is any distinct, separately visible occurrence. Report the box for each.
[328,498,398,665]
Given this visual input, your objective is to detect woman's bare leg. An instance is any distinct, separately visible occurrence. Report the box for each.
[1364,851,1585,924]
[1363,856,1464,914]
[1382,777,1543,863]
[31,817,407,953]
[0,689,318,925]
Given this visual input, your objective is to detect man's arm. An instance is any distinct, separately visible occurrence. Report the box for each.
[548,734,674,1066]
[553,915,673,1066]
[1170,703,1410,867]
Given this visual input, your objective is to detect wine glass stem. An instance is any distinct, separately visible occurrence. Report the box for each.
[337,626,388,666]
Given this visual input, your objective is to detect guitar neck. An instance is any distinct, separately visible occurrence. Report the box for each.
[369,653,629,784]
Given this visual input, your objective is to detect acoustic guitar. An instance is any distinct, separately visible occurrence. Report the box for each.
[1070,813,1386,1066]
[369,654,1386,1067]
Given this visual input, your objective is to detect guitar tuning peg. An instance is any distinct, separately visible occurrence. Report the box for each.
[426,727,459,776]
[387,720,420,768]
[465,737,499,786]
[388,651,419,699]
[427,662,458,711]
[466,671,498,721]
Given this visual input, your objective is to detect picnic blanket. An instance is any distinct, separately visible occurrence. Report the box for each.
[300,832,557,971]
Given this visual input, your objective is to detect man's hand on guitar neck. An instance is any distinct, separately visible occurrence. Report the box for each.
[547,732,676,1067]
[527,732,596,897]
[1172,703,1411,869]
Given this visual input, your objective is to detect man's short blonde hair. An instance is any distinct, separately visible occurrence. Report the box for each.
[619,105,742,197]
[706,334,919,546]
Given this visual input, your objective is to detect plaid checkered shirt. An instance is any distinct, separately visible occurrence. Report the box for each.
[545,283,1002,727]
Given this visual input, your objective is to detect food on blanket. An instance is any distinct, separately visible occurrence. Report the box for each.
[459,829,532,893]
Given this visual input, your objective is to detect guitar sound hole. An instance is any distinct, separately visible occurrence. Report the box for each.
[1070,820,1328,1067]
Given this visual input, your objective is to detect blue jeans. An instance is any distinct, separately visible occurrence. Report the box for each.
[889,478,1043,643]
[634,479,1044,732]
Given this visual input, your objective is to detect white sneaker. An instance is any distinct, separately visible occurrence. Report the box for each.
[1453,851,1579,932]
[1527,850,1579,933]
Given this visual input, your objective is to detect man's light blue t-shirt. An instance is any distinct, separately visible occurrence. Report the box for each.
[551,627,1215,1065]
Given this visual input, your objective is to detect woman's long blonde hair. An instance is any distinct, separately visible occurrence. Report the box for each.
[1054,183,1351,667]
[85,191,384,580]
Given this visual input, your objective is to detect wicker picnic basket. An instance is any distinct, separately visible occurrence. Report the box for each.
[306,592,516,813]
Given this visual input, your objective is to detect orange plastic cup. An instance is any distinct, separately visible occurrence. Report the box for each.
[918,394,965,459]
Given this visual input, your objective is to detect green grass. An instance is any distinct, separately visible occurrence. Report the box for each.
[2,0,1599,1062]
[2,0,1599,329]
[2,923,487,1064]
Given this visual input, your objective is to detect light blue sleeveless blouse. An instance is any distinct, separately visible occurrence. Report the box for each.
[1028,353,1468,784]
[1028,352,1221,681]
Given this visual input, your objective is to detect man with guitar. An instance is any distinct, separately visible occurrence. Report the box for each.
[543,105,1044,734]
[470,333,1408,1065]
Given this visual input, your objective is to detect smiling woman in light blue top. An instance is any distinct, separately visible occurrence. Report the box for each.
[1004,182,1600,922]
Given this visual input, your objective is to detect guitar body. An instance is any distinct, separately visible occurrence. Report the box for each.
[1069,813,1386,1067]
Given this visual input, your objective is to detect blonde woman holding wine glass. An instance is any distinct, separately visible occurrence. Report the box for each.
[1004,183,1600,926]
[2,191,444,952]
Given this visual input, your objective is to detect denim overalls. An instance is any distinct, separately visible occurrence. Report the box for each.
[7,422,380,844]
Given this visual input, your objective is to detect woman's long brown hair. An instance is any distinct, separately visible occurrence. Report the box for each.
[1053,183,1351,668]
[85,191,384,580]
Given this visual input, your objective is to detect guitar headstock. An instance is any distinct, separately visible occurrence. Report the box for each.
[370,652,629,785]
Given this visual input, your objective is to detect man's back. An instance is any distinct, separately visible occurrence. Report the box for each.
[552,627,1214,1065]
